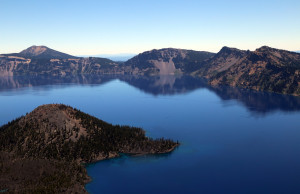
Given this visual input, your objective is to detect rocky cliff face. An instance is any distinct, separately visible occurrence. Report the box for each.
[0,55,121,76]
[209,46,300,96]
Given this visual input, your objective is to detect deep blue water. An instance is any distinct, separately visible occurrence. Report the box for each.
[0,75,300,194]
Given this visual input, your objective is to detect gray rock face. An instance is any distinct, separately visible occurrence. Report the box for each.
[124,48,215,75]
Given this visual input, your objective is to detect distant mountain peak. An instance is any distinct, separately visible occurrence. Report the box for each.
[215,46,248,59]
[220,46,233,50]
[20,45,49,56]
[219,46,243,53]
[256,45,278,52]
[18,45,76,59]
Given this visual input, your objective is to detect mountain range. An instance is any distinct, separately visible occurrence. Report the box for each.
[0,45,299,96]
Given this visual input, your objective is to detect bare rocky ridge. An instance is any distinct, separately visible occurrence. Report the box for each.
[0,104,179,193]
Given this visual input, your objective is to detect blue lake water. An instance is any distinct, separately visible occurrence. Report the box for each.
[0,75,300,194]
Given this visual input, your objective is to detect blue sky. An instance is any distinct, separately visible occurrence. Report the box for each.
[1,0,299,55]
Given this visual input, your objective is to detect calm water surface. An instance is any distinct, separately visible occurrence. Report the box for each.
[0,75,300,194]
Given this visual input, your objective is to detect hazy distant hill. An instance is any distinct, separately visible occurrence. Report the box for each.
[5,45,76,59]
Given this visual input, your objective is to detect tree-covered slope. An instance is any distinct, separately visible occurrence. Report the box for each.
[0,104,179,193]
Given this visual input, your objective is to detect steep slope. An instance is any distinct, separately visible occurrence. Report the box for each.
[0,104,178,193]
[195,46,250,77]
[209,46,300,95]
[124,48,215,75]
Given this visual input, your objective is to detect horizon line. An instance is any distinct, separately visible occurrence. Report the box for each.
[1,45,299,56]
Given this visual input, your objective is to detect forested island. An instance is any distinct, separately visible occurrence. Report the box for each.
[0,104,179,193]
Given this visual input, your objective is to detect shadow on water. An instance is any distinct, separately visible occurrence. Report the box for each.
[86,149,177,170]
[207,85,300,115]
[0,74,300,115]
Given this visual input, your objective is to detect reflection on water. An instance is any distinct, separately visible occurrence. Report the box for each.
[0,75,115,92]
[0,74,300,115]
[1,74,300,194]
[208,85,300,115]
[87,151,176,169]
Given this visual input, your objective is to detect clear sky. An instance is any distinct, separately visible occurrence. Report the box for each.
[1,0,300,55]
